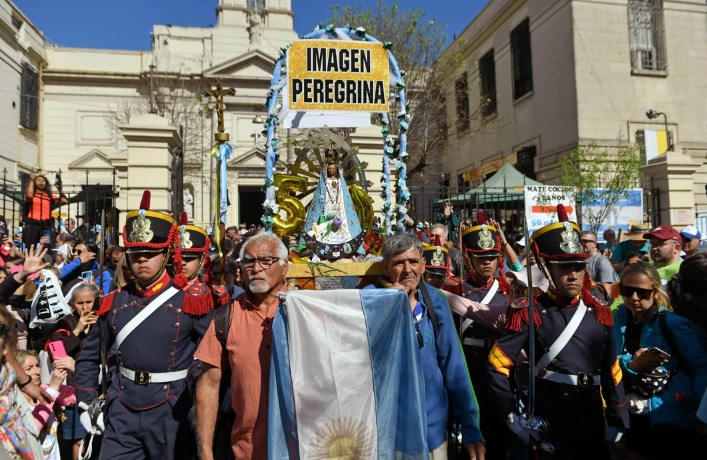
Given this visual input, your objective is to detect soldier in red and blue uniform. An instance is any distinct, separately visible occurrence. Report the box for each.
[74,191,217,459]
[487,204,629,459]
[457,210,514,459]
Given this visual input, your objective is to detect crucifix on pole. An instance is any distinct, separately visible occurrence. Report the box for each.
[203,77,236,283]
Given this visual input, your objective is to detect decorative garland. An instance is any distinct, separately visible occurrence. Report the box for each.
[260,25,410,236]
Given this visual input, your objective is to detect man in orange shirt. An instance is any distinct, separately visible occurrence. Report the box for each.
[195,232,289,460]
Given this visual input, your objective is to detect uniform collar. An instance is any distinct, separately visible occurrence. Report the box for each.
[136,271,170,298]
[546,287,581,307]
[467,269,495,289]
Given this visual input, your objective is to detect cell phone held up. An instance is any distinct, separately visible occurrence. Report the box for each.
[48,340,67,360]
[646,347,671,360]
[81,271,94,283]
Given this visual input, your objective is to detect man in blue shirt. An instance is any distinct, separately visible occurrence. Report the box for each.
[610,223,651,273]
[368,233,485,459]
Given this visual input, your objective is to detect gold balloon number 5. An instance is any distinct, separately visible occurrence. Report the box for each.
[272,173,307,237]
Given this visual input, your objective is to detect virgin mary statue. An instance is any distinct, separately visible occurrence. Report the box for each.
[303,162,365,260]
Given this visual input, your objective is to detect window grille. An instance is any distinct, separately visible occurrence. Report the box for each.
[628,0,667,71]
[479,50,497,117]
[511,19,533,99]
[20,63,39,132]
[455,72,470,132]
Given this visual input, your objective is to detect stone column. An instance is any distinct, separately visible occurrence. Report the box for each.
[117,114,181,237]
[643,152,701,226]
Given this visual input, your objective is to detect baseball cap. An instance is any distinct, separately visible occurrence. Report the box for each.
[680,225,702,240]
[643,224,681,242]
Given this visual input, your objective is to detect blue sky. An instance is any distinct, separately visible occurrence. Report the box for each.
[14,0,488,51]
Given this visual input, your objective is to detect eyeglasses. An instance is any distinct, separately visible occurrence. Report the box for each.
[240,256,280,270]
[581,239,596,244]
[619,285,653,300]
[75,250,83,255]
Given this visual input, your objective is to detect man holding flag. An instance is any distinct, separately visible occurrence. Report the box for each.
[368,233,486,459]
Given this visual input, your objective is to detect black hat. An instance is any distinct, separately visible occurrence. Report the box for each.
[123,191,176,252]
[461,210,500,257]
[530,204,587,264]
[423,243,450,276]
[175,212,210,254]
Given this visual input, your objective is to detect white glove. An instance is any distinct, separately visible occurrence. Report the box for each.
[604,425,623,444]
[506,413,540,445]
[79,400,105,435]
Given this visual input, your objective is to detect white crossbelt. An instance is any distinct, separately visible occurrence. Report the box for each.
[461,278,499,335]
[119,366,188,384]
[541,370,600,386]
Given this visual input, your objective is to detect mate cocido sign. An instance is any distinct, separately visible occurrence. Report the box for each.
[287,40,389,112]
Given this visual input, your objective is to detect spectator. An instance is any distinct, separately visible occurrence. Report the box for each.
[109,252,133,291]
[16,350,77,460]
[581,230,616,298]
[24,174,68,250]
[613,261,707,457]
[611,223,651,274]
[602,228,617,253]
[47,283,98,460]
[666,252,707,332]
[435,200,460,244]
[104,245,124,279]
[0,307,43,459]
[0,216,20,267]
[644,225,683,284]
[59,242,111,295]
[51,244,71,269]
[679,225,702,259]
[366,233,485,459]
[195,232,289,460]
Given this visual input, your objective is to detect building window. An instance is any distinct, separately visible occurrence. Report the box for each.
[247,0,265,10]
[11,15,22,30]
[628,0,667,72]
[20,63,39,132]
[479,49,496,117]
[510,18,533,100]
[515,146,536,180]
[455,72,470,132]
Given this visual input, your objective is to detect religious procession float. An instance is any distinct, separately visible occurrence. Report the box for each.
[219,25,423,289]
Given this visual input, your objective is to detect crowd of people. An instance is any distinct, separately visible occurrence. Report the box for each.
[0,183,705,460]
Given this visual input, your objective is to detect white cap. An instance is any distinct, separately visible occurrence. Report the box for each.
[516,237,526,247]
[52,244,72,258]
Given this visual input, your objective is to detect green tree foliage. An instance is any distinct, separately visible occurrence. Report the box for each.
[540,143,643,233]
[327,1,461,183]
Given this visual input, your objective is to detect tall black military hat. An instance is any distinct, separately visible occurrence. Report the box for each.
[175,212,210,254]
[123,190,176,252]
[529,204,587,264]
[461,210,500,257]
[423,239,450,276]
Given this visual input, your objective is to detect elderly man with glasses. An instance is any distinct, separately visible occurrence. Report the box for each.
[195,232,289,460]
[644,225,683,284]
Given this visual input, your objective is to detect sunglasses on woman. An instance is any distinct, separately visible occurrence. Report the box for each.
[619,285,653,300]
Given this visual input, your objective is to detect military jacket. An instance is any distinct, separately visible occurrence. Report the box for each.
[487,292,630,430]
[74,273,216,411]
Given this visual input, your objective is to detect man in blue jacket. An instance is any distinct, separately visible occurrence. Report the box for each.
[367,233,485,459]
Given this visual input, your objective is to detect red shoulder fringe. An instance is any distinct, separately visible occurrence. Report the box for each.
[97,290,118,317]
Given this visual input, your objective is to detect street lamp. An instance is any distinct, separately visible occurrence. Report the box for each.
[645,108,672,151]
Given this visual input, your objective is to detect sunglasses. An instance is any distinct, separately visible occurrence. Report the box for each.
[0,324,7,336]
[619,285,653,300]
[581,239,596,244]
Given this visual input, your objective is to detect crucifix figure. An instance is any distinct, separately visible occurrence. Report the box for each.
[204,78,236,141]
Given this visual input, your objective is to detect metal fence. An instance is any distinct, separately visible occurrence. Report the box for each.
[0,179,119,245]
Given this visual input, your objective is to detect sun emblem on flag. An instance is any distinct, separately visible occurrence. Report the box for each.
[308,417,374,459]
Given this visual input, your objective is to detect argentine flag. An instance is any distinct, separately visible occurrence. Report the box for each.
[269,289,429,459]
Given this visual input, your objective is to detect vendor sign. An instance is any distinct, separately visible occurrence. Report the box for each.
[524,185,576,234]
[288,40,389,112]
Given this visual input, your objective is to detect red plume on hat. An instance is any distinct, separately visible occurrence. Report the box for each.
[139,190,151,210]
[557,203,569,222]
[432,234,441,246]
[476,210,487,225]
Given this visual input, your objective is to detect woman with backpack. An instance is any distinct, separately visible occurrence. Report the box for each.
[23,174,67,251]
[613,261,707,458]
